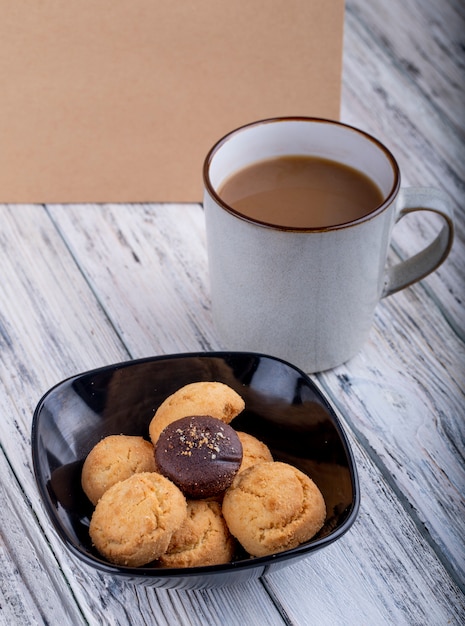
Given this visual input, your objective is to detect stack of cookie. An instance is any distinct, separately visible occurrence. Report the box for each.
[81,382,326,568]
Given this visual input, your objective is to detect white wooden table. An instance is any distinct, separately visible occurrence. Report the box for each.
[1,0,464,624]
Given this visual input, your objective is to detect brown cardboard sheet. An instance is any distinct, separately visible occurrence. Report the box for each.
[0,1,344,202]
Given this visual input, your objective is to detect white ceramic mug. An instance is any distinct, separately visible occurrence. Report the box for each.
[203,117,454,372]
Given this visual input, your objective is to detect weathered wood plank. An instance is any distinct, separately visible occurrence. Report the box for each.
[340,2,465,585]
[0,449,85,625]
[0,204,287,624]
[2,200,463,624]
[342,3,465,340]
[323,313,465,580]
[347,0,465,134]
[266,428,465,625]
[1,0,464,623]
[44,203,217,357]
[47,203,464,606]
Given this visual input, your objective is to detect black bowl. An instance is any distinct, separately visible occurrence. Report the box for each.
[31,351,360,589]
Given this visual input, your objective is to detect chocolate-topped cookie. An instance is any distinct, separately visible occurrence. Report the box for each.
[155,415,243,498]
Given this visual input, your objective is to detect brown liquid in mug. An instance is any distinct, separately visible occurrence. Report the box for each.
[218,155,384,228]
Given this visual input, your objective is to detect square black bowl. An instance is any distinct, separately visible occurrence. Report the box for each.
[31,351,359,589]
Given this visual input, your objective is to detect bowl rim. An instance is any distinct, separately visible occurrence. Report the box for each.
[31,350,360,579]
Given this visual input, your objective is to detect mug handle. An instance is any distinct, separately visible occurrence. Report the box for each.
[382,187,454,297]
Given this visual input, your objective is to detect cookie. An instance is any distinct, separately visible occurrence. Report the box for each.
[235,431,273,475]
[155,415,243,498]
[89,472,187,567]
[222,461,326,557]
[81,434,156,505]
[149,381,245,445]
[159,500,236,568]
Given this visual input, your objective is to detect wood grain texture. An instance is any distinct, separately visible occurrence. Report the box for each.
[266,432,465,626]
[340,0,465,589]
[1,0,464,623]
[342,1,465,340]
[45,203,215,357]
[0,450,87,626]
[0,204,286,624]
[2,202,463,624]
[47,200,465,590]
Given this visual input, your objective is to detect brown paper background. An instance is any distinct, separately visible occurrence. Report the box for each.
[0,1,344,202]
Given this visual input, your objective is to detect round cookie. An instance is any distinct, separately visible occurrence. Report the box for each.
[81,434,156,505]
[155,415,243,499]
[89,472,187,567]
[159,500,236,568]
[222,461,326,557]
[149,381,245,445]
[235,431,273,476]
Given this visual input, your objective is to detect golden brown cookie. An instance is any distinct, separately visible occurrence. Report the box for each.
[149,382,245,445]
[89,472,187,567]
[235,431,273,476]
[222,461,326,557]
[159,500,236,568]
[81,434,156,505]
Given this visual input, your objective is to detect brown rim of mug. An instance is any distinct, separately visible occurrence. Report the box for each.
[202,116,401,233]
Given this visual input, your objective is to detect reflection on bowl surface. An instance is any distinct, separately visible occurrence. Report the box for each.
[32,351,359,589]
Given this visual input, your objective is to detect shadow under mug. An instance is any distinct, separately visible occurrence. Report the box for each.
[203,117,454,373]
